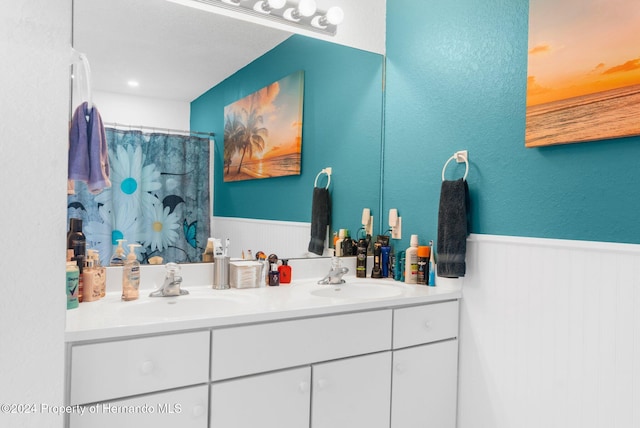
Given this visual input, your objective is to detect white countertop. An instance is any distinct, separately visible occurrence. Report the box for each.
[65,276,462,343]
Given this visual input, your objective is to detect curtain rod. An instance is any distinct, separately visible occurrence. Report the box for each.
[104,122,215,137]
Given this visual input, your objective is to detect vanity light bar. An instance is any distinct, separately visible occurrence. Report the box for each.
[167,0,343,36]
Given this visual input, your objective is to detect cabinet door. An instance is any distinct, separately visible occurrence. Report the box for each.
[391,340,458,428]
[69,384,208,428]
[210,366,311,428]
[312,352,392,428]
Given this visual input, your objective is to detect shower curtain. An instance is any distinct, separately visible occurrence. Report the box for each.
[67,128,211,265]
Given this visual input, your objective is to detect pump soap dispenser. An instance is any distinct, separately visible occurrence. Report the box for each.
[122,243,141,301]
[110,239,126,266]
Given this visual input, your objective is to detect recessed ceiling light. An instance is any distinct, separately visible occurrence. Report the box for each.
[127,80,139,87]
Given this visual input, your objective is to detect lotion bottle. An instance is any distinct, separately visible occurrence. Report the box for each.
[122,243,141,301]
[82,253,99,302]
[404,234,419,284]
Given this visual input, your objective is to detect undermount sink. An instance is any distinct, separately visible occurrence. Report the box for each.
[117,294,249,319]
[310,282,404,299]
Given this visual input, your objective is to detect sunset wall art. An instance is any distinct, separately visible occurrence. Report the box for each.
[223,70,304,181]
[526,0,640,147]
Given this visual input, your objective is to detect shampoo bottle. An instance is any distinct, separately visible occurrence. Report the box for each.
[356,238,368,278]
[122,244,141,301]
[404,234,419,284]
[371,242,382,278]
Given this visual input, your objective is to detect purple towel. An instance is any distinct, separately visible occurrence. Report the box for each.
[68,102,111,194]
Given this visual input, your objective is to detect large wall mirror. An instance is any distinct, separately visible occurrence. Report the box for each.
[70,0,385,263]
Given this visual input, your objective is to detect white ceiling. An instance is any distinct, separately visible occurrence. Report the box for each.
[73,0,385,102]
[74,0,291,101]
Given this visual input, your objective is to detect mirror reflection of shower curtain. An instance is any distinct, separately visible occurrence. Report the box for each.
[67,128,211,265]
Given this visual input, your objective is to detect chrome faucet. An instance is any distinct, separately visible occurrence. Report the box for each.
[150,263,189,297]
[317,257,349,285]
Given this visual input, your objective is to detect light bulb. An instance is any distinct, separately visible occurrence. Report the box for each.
[297,0,317,17]
[267,0,286,9]
[325,6,344,25]
[255,0,286,13]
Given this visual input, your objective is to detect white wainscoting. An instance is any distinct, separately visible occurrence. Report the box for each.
[212,216,331,259]
[458,234,640,428]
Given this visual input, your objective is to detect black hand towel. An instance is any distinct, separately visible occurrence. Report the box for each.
[308,187,331,255]
[437,178,470,278]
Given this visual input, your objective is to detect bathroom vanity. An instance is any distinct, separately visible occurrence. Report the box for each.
[65,273,461,428]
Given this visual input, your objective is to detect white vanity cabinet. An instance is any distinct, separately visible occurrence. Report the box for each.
[66,285,460,428]
[391,300,460,428]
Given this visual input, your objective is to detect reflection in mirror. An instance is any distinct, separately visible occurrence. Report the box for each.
[69,0,385,264]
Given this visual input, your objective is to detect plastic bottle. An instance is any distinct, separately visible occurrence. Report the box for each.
[417,246,430,285]
[428,240,436,287]
[83,249,105,301]
[122,244,141,301]
[202,238,215,262]
[381,245,391,278]
[278,259,292,284]
[82,252,99,302]
[395,250,405,281]
[335,229,345,257]
[92,250,106,297]
[110,239,126,266]
[67,218,85,254]
[371,242,382,278]
[66,261,79,309]
[341,229,353,256]
[268,263,280,286]
[356,238,368,278]
[67,218,86,301]
[404,234,419,284]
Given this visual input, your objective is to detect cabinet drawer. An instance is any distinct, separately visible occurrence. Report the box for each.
[69,384,208,428]
[211,310,392,380]
[393,301,458,349]
[70,331,210,405]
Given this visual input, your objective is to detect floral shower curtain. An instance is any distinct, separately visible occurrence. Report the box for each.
[67,128,211,265]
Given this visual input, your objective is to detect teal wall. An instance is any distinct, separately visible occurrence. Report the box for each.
[384,0,640,249]
[191,35,384,236]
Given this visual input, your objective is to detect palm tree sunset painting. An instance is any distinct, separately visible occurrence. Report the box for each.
[526,0,640,147]
[223,70,304,181]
